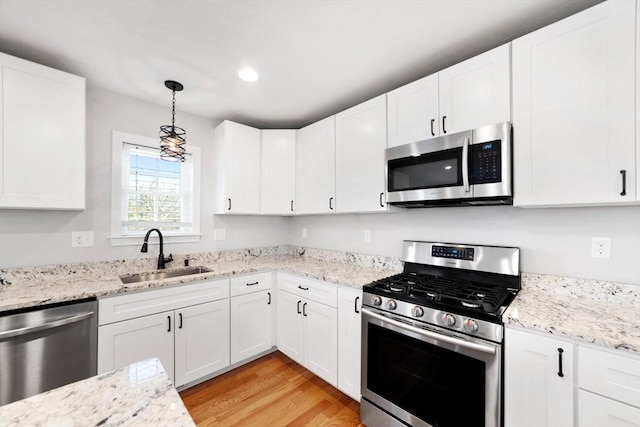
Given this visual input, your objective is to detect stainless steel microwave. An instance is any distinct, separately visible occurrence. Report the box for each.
[385,122,512,207]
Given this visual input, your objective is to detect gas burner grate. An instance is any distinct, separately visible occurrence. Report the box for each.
[367,273,512,313]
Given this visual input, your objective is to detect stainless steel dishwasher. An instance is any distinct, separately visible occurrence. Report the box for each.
[0,299,97,405]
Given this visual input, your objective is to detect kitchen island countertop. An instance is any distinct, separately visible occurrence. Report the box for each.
[0,358,194,427]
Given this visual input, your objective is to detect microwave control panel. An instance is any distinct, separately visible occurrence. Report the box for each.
[470,140,501,184]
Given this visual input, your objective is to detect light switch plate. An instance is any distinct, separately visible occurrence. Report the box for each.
[302,228,307,238]
[364,230,371,243]
[72,231,94,248]
[213,228,227,241]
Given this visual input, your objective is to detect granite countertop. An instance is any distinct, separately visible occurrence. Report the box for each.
[0,358,194,427]
[1,246,638,354]
[505,273,640,353]
[0,248,402,313]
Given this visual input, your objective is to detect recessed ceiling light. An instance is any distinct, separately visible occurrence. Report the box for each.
[238,67,259,82]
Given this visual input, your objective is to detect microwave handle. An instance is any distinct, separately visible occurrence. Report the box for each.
[462,137,470,192]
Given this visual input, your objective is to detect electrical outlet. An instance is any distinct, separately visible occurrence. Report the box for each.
[71,231,94,248]
[213,228,227,241]
[364,230,371,243]
[302,228,307,238]
[591,237,611,259]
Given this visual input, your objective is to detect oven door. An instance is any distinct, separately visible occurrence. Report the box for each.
[385,130,473,204]
[361,307,501,427]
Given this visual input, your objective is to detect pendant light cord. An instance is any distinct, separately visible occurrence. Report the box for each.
[171,89,176,130]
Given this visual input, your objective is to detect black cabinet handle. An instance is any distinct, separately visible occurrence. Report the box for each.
[442,116,447,134]
[246,281,259,286]
[178,313,183,329]
[620,170,627,196]
[354,296,360,314]
[329,197,334,210]
[167,316,171,332]
[557,348,564,377]
[267,292,271,305]
[303,302,308,317]
[379,192,384,208]
[297,300,302,314]
[291,200,294,212]
[298,285,309,291]
[228,198,232,211]
[430,118,435,136]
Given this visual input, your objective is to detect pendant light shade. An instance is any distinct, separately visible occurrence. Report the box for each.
[160,80,187,162]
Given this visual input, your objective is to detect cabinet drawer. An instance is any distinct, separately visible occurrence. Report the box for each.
[99,279,230,325]
[578,390,640,427]
[277,273,337,308]
[578,345,640,408]
[230,272,272,297]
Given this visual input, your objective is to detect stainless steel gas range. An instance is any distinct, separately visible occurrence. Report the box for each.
[360,241,521,427]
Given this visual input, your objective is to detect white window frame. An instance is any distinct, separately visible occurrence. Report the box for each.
[109,130,201,246]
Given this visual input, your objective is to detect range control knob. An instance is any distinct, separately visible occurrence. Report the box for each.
[463,319,479,333]
[371,296,382,306]
[411,306,424,318]
[386,300,398,310]
[441,313,456,327]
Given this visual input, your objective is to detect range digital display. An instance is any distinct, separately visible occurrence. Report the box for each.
[432,245,475,261]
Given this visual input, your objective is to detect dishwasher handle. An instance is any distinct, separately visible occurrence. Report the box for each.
[0,311,94,340]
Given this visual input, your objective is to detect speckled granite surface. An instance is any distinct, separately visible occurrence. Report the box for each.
[1,246,638,354]
[504,273,640,353]
[0,246,402,312]
[0,358,194,426]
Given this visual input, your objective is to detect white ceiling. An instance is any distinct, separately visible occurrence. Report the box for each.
[0,0,603,129]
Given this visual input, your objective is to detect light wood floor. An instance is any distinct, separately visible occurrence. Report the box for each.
[180,351,364,427]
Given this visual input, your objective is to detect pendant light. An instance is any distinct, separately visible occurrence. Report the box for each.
[159,80,187,162]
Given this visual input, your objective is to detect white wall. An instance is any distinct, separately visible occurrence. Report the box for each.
[0,86,288,268]
[288,206,640,285]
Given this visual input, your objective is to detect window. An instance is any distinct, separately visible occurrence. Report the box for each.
[110,131,201,245]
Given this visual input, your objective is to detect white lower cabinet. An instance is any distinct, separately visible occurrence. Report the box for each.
[504,326,574,427]
[230,289,273,364]
[98,279,230,388]
[98,310,175,381]
[276,274,338,386]
[174,300,230,387]
[577,344,640,427]
[337,286,362,401]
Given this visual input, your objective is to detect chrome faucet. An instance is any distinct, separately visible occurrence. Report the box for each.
[140,228,173,269]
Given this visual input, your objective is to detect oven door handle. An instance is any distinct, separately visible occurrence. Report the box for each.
[362,308,496,355]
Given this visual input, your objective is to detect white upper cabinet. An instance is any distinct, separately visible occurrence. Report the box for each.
[335,95,388,213]
[260,130,296,215]
[513,0,637,207]
[386,44,510,149]
[438,43,511,135]
[212,120,261,214]
[0,52,85,210]
[295,116,336,214]
[387,73,440,148]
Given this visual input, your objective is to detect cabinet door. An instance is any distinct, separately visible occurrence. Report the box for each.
[261,130,296,214]
[387,73,440,148]
[303,299,338,387]
[578,390,640,427]
[230,290,273,364]
[336,95,388,213]
[337,287,362,401]
[276,290,304,364]
[174,300,230,387]
[98,311,175,382]
[295,116,336,214]
[513,1,636,206]
[504,327,574,427]
[438,43,510,135]
[0,53,85,210]
[213,120,261,214]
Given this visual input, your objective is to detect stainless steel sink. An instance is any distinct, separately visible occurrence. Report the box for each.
[119,266,212,284]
